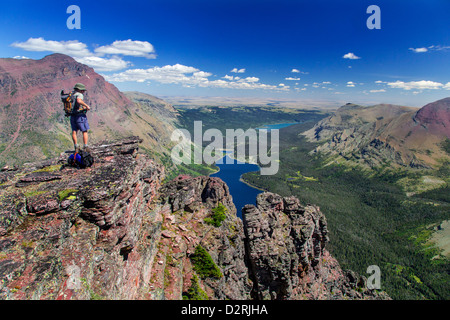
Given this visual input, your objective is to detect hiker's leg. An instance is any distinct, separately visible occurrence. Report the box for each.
[82,131,88,146]
[72,130,78,146]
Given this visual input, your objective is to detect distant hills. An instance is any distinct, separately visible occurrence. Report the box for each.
[303,98,450,170]
[0,53,178,167]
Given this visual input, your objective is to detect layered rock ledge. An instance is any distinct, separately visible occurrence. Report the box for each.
[0,137,388,300]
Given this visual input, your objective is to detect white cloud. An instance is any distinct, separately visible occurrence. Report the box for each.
[375,80,385,84]
[291,68,309,74]
[369,89,386,93]
[231,68,245,73]
[409,47,428,53]
[94,40,156,59]
[11,37,91,57]
[222,75,234,80]
[106,64,288,91]
[343,52,361,60]
[12,56,30,59]
[11,37,157,72]
[387,80,444,90]
[241,76,259,83]
[409,45,450,53]
[429,45,450,51]
[346,81,356,87]
[285,77,301,81]
[444,82,450,90]
[106,64,199,83]
[75,56,130,72]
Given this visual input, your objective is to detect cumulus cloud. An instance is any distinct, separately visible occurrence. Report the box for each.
[291,68,309,74]
[409,47,428,53]
[387,80,445,90]
[94,40,156,59]
[106,64,200,83]
[222,75,234,81]
[285,77,301,81]
[11,37,158,72]
[106,64,288,91]
[369,89,386,93]
[242,76,259,83]
[343,52,361,60]
[11,37,91,57]
[231,68,246,73]
[346,81,356,87]
[75,56,131,72]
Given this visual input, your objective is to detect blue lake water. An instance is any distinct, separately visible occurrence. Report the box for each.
[256,122,298,131]
[210,154,262,218]
[210,122,299,218]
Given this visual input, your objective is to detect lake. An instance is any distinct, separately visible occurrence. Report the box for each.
[210,154,261,218]
[210,122,299,218]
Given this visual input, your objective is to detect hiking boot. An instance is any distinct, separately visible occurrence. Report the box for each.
[83,145,91,153]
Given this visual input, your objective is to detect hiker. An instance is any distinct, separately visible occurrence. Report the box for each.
[70,83,91,151]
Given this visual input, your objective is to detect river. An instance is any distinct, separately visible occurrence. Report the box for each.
[210,122,298,218]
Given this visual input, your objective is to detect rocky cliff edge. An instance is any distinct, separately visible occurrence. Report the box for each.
[0,137,388,300]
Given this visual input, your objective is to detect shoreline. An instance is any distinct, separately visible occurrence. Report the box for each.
[210,154,265,192]
[239,175,266,192]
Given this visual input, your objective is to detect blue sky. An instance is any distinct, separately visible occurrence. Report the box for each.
[1,0,449,107]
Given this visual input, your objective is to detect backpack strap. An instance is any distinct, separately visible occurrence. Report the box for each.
[74,151,79,167]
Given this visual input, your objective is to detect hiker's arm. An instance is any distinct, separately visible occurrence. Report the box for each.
[77,97,90,110]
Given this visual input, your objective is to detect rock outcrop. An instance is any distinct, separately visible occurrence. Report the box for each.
[0,137,251,300]
[156,175,252,300]
[0,137,388,300]
[0,137,166,299]
[243,192,388,300]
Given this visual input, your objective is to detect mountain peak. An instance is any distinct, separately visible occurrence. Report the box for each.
[303,97,450,169]
[414,97,450,137]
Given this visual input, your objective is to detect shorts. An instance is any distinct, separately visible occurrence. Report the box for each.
[70,114,90,132]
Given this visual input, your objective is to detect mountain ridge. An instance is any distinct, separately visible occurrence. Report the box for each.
[303,98,450,170]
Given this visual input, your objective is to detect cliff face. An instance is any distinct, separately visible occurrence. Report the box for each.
[0,137,165,299]
[243,193,388,300]
[0,137,388,300]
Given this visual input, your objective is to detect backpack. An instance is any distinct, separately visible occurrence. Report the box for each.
[61,90,77,116]
[68,150,94,168]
